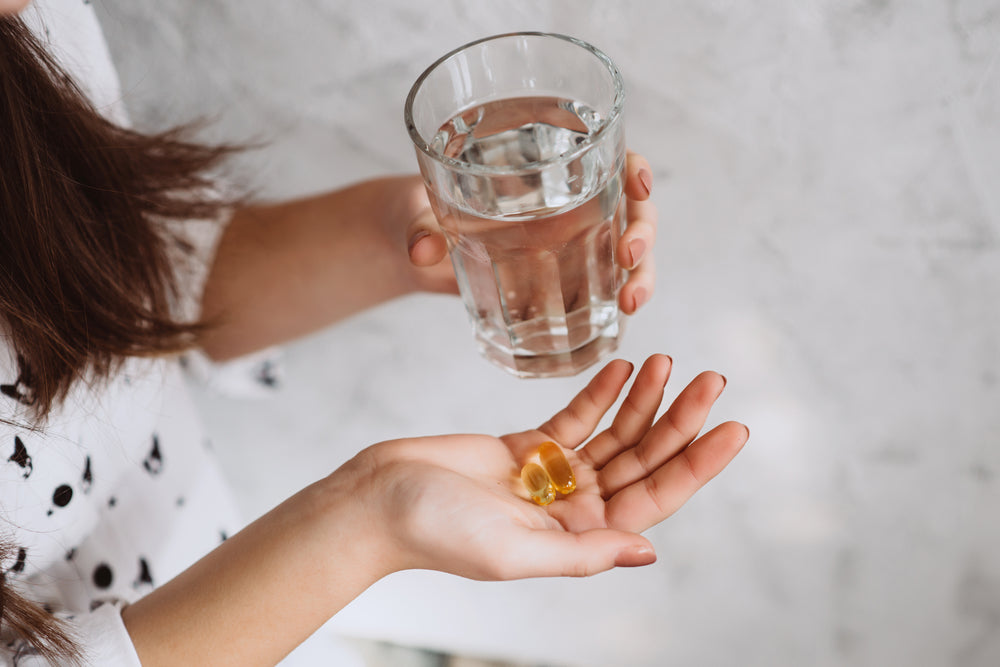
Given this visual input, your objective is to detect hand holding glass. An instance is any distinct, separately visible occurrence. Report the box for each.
[405,33,627,378]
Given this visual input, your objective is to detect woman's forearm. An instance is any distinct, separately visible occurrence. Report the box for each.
[198,178,417,361]
[121,471,390,667]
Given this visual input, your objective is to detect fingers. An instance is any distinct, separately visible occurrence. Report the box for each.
[617,196,657,314]
[618,152,658,315]
[598,371,727,497]
[624,150,653,201]
[538,359,635,448]
[406,207,449,267]
[619,152,655,269]
[491,528,656,579]
[402,191,459,295]
[577,354,672,469]
[604,421,749,533]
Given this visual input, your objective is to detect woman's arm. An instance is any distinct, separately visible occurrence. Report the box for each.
[198,154,656,361]
[197,176,448,361]
[121,465,391,667]
[121,355,747,666]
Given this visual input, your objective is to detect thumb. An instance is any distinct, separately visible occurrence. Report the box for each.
[406,208,449,267]
[502,529,656,579]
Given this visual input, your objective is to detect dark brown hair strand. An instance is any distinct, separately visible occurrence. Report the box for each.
[1,13,238,659]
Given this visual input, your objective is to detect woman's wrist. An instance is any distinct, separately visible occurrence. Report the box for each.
[311,456,401,585]
[122,464,395,666]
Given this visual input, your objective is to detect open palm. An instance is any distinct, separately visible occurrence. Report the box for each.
[369,354,748,581]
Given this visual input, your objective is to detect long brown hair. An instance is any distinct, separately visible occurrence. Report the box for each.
[1,14,235,660]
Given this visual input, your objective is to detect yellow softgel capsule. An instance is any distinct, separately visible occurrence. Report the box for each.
[538,441,576,494]
[520,462,556,506]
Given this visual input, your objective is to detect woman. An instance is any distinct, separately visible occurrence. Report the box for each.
[0,0,748,665]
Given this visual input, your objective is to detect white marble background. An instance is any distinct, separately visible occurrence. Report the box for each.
[94,1,1000,665]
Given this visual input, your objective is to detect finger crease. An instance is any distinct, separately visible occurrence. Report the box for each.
[617,396,645,426]
[596,470,611,499]
[607,403,644,446]
[677,450,702,487]
[662,413,689,447]
[635,442,656,475]
[564,397,592,428]
[643,475,668,516]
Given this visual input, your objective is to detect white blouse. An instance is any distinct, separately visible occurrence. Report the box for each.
[1,1,242,664]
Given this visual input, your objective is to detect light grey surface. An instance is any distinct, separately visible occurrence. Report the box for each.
[96,2,1000,666]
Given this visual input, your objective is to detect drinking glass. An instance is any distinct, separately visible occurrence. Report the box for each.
[404,32,627,378]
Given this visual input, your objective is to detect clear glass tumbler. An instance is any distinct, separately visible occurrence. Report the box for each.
[404,32,627,378]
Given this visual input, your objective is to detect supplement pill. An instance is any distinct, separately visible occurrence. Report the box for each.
[538,441,576,494]
[520,462,556,506]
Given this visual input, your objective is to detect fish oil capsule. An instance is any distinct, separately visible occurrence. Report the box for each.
[538,441,576,494]
[520,462,556,506]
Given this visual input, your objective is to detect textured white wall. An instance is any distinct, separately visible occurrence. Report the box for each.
[96,2,1000,665]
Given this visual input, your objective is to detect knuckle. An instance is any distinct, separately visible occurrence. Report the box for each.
[567,559,594,578]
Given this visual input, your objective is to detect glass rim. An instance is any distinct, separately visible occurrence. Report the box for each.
[404,32,625,175]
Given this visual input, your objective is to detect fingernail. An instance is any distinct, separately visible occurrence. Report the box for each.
[742,424,750,440]
[408,230,431,253]
[615,544,656,568]
[631,287,648,312]
[720,374,728,390]
[627,238,646,269]
[638,169,653,196]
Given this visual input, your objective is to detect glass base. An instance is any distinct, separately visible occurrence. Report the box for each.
[476,320,623,378]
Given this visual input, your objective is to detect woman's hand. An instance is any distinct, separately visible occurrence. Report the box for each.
[200,154,656,360]
[200,177,452,360]
[123,354,743,666]
[616,151,656,314]
[356,354,747,580]
[403,150,659,314]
